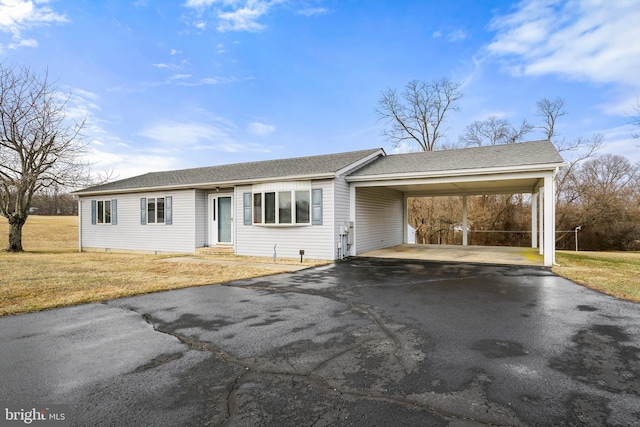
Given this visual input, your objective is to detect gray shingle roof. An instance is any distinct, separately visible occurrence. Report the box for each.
[76,148,383,194]
[347,140,564,178]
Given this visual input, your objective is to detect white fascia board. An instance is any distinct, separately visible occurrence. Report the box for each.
[334,149,386,177]
[73,173,336,197]
[349,169,557,188]
[346,162,565,183]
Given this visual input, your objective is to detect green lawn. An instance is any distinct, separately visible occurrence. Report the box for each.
[553,251,640,302]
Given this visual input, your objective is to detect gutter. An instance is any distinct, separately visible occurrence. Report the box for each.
[72,172,337,197]
[346,162,567,183]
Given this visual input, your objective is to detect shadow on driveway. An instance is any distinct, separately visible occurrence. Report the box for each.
[1,258,639,426]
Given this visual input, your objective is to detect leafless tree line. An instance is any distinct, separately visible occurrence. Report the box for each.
[378,79,640,251]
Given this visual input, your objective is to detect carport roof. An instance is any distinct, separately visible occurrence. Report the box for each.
[347,140,564,179]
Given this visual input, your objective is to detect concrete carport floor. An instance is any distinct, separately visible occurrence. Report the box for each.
[359,243,545,266]
[1,258,638,426]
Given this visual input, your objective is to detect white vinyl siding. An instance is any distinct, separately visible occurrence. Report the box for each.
[80,190,197,253]
[235,180,335,260]
[333,176,352,257]
[355,187,404,254]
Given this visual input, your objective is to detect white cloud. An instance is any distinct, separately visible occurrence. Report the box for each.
[140,122,235,147]
[432,28,467,42]
[85,146,177,178]
[169,73,192,80]
[248,121,275,136]
[62,89,165,179]
[217,3,269,32]
[297,7,328,17]
[447,29,467,42]
[0,0,68,50]
[183,0,284,33]
[184,0,221,7]
[139,119,276,157]
[598,124,640,163]
[174,75,242,86]
[487,0,640,88]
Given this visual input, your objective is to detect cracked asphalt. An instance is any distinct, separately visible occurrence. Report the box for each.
[1,257,639,426]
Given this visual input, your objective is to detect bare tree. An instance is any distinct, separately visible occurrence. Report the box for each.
[536,96,566,140]
[0,63,88,252]
[559,154,640,250]
[377,78,463,152]
[459,115,533,146]
[631,96,640,139]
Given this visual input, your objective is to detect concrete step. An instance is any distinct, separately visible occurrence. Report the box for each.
[195,246,235,255]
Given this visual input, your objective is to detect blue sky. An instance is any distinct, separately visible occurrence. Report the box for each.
[1,0,639,179]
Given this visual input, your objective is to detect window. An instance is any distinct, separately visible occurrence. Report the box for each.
[140,196,172,225]
[265,192,276,224]
[253,193,262,223]
[148,198,157,223]
[278,191,291,224]
[98,200,110,224]
[295,191,309,224]
[249,190,317,225]
[157,198,165,223]
[91,199,117,225]
[146,197,165,224]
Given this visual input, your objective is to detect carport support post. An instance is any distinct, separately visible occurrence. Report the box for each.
[462,195,468,246]
[543,174,555,266]
[531,192,537,249]
[539,189,544,256]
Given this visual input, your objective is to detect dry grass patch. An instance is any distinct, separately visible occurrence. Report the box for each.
[0,216,326,316]
[553,251,640,303]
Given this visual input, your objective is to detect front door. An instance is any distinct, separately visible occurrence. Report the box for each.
[210,195,233,245]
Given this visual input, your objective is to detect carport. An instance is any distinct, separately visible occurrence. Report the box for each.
[345,140,566,267]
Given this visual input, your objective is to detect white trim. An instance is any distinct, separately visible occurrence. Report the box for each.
[531,192,537,249]
[349,170,559,189]
[543,174,554,266]
[78,199,82,252]
[539,190,544,256]
[73,173,337,197]
[403,193,409,244]
[209,194,234,246]
[462,195,468,246]
[349,184,356,256]
[345,163,566,183]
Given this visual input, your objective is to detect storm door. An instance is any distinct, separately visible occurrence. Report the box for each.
[211,195,233,245]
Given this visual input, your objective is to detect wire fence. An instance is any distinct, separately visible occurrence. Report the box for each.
[413,229,580,248]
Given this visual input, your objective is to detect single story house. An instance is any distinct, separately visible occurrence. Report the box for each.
[74,140,565,265]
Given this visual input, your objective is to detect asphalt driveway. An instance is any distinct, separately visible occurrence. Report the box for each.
[1,258,639,426]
